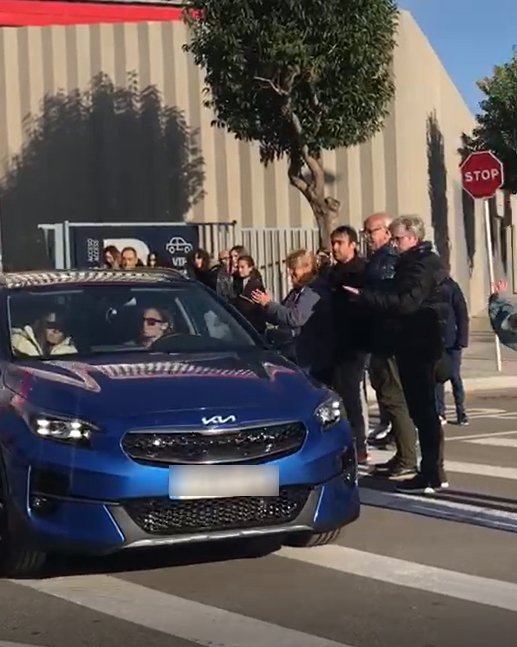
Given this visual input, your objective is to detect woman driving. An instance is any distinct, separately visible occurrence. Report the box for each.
[139,307,171,348]
[11,309,77,357]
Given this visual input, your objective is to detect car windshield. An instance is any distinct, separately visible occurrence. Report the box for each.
[8,283,259,360]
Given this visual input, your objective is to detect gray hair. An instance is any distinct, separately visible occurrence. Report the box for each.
[390,215,426,241]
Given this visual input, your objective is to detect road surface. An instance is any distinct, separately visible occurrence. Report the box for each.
[2,391,517,647]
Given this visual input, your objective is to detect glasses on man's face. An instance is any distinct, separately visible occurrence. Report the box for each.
[142,317,163,326]
[364,226,385,237]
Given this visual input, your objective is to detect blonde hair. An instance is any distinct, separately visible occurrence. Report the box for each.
[390,215,426,241]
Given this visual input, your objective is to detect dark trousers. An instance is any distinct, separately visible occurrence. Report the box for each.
[435,349,465,418]
[396,354,445,483]
[369,354,417,467]
[334,353,368,453]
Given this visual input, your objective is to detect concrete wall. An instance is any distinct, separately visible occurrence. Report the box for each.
[0,11,493,312]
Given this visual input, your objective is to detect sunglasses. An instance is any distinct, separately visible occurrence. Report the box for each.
[142,317,164,326]
[44,321,64,331]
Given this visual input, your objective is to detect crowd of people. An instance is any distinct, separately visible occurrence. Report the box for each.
[100,214,471,496]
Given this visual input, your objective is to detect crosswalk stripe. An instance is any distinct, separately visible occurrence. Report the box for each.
[278,545,517,613]
[446,460,517,480]
[360,487,517,533]
[362,450,517,481]
[0,642,43,647]
[466,437,517,448]
[14,574,354,647]
[446,430,517,442]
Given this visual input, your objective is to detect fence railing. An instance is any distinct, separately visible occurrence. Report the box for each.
[196,223,320,300]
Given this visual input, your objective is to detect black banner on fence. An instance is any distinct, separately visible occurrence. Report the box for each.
[71,225,199,275]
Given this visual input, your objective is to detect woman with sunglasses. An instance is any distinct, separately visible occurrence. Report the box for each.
[139,307,171,348]
[11,309,77,357]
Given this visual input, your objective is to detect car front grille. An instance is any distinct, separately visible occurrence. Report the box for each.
[121,422,306,465]
[123,486,311,535]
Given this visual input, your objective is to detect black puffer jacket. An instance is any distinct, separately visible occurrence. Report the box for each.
[364,243,398,284]
[362,243,399,355]
[358,242,449,360]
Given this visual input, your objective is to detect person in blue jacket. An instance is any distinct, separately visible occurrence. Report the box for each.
[435,276,470,426]
[489,278,517,350]
[250,249,336,386]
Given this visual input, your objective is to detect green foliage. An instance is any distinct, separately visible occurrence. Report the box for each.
[462,50,517,193]
[184,0,398,169]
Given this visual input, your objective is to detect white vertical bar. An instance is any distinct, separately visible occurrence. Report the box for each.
[484,198,502,372]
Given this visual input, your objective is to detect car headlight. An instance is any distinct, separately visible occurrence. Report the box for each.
[28,413,98,445]
[314,396,345,429]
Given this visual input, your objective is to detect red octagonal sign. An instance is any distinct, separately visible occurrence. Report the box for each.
[460,150,504,199]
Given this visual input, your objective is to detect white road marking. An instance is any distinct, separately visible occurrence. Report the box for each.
[446,461,517,481]
[362,449,517,481]
[278,544,517,613]
[360,487,517,533]
[14,574,353,647]
[466,437,517,448]
[0,643,45,647]
[446,429,517,442]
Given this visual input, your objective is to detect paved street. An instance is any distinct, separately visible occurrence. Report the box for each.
[2,391,517,647]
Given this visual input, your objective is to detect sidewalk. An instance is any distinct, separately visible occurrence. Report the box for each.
[365,331,517,397]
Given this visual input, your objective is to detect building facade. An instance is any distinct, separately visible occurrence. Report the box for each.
[0,5,504,312]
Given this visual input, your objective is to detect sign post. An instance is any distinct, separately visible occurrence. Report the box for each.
[460,150,505,372]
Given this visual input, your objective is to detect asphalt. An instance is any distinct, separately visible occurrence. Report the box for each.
[2,391,517,647]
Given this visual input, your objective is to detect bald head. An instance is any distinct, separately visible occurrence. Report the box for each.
[363,212,393,252]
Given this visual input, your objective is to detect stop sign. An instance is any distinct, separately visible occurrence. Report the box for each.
[460,151,504,199]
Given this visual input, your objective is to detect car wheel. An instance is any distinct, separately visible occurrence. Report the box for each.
[285,528,342,548]
[0,461,47,578]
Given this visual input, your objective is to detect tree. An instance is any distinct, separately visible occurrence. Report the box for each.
[184,0,398,245]
[461,49,517,194]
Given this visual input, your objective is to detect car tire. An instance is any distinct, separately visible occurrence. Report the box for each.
[0,459,47,578]
[285,528,342,548]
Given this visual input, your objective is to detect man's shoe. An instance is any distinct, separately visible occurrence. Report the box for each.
[457,414,469,426]
[387,464,418,479]
[438,415,447,426]
[396,474,447,494]
[367,423,392,444]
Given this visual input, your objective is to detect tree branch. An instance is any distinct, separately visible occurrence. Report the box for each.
[288,157,309,195]
[253,76,288,96]
[302,148,325,195]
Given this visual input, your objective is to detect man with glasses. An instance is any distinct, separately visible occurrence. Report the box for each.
[362,213,417,478]
[210,249,234,302]
[344,216,449,494]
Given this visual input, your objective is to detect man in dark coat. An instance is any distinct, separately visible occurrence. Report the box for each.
[344,215,449,493]
[363,212,418,478]
[435,276,469,426]
[328,225,369,463]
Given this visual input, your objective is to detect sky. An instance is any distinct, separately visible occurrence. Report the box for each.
[398,0,517,114]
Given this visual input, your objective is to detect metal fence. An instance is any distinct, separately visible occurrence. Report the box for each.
[197,223,320,299]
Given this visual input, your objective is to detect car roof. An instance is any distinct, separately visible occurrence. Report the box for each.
[0,268,188,290]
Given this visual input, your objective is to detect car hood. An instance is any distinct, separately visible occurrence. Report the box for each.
[4,351,328,423]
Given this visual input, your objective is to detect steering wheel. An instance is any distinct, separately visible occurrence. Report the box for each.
[149,332,196,352]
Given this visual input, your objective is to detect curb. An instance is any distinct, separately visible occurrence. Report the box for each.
[365,375,517,401]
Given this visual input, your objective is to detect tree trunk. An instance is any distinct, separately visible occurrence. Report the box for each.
[307,195,340,250]
[288,151,340,250]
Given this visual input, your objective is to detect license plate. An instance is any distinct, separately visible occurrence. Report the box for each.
[169,464,279,499]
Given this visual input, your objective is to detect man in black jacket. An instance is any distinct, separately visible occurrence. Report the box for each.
[344,215,449,493]
[435,277,470,426]
[328,225,369,463]
[363,213,418,477]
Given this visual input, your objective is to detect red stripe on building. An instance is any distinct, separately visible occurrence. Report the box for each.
[0,0,184,25]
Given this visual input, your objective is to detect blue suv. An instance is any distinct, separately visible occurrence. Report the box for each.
[0,269,359,576]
